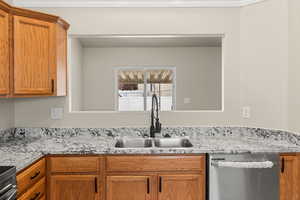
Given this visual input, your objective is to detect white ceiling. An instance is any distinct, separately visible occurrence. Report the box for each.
[13,0,265,8]
[76,35,223,48]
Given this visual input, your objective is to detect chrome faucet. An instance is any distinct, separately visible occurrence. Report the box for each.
[150,94,161,138]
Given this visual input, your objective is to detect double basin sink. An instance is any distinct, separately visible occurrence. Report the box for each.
[115,137,193,148]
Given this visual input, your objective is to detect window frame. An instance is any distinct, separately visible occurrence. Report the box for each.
[114,66,176,112]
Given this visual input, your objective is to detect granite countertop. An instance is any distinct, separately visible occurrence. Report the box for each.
[1,127,300,172]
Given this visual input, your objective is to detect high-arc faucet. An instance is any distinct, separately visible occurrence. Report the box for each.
[150,94,162,138]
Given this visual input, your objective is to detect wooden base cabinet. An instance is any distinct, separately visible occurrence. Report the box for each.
[158,174,204,200]
[107,176,153,200]
[48,156,104,200]
[106,174,204,200]
[17,158,46,200]
[280,155,299,200]
[106,155,206,200]
[50,175,100,200]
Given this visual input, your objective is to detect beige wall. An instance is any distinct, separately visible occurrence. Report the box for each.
[10,0,295,130]
[69,38,83,111]
[0,100,14,129]
[79,46,222,111]
[14,7,241,128]
[240,0,289,129]
[288,0,300,132]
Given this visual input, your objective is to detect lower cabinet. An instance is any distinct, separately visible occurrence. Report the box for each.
[158,174,204,200]
[105,155,206,200]
[106,174,204,200]
[107,176,152,200]
[18,154,300,200]
[48,156,104,200]
[17,158,46,200]
[280,155,298,200]
[18,177,46,200]
[50,175,99,200]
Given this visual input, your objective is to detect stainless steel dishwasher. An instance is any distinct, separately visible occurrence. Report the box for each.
[208,153,279,200]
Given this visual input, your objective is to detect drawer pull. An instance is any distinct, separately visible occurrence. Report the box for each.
[30,171,41,180]
[29,192,40,200]
[0,183,13,195]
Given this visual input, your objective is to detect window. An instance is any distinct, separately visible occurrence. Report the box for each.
[117,67,175,111]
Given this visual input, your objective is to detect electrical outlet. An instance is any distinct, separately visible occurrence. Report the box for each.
[51,107,64,120]
[242,106,251,119]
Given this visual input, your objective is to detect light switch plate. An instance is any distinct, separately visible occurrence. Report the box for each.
[51,107,64,120]
[242,106,251,119]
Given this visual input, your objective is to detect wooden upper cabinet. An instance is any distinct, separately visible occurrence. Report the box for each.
[13,16,55,95]
[280,155,299,200]
[107,176,152,200]
[158,174,204,200]
[55,24,67,96]
[0,8,9,95]
[0,0,69,98]
[50,175,99,200]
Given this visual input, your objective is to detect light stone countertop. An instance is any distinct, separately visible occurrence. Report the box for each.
[1,127,300,172]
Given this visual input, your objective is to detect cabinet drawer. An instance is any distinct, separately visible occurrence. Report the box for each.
[49,156,100,173]
[18,177,45,200]
[17,158,45,195]
[106,155,205,172]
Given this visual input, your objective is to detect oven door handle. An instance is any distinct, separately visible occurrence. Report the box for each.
[0,188,17,200]
[212,161,274,169]
[0,184,13,196]
[7,189,17,200]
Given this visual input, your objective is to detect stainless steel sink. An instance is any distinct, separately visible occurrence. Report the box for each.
[115,138,153,148]
[154,138,193,148]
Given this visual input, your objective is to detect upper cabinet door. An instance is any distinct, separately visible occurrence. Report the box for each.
[158,174,204,200]
[13,16,55,95]
[0,9,9,95]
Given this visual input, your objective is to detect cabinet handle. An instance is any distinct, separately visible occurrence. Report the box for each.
[159,177,162,193]
[281,158,285,173]
[147,178,150,194]
[95,177,98,193]
[51,79,55,93]
[30,171,40,180]
[29,192,40,200]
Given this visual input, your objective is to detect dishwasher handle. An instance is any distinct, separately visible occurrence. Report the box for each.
[212,160,274,169]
